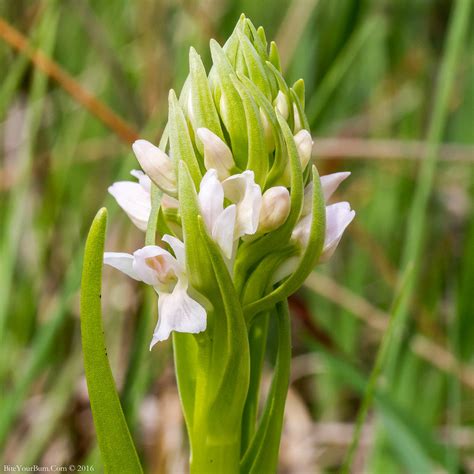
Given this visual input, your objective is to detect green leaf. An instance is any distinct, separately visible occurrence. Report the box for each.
[240,300,291,474]
[80,208,142,474]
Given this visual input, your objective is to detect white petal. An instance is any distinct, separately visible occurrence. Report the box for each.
[103,252,139,280]
[222,170,262,237]
[162,234,186,270]
[133,246,179,289]
[320,172,351,201]
[130,169,152,193]
[197,128,234,180]
[108,181,151,231]
[198,169,224,232]
[150,283,207,347]
[212,204,237,259]
[321,202,355,262]
[132,139,177,194]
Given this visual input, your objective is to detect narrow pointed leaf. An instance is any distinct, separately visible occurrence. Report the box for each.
[80,208,142,474]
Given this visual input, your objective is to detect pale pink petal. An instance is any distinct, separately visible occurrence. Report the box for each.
[133,246,179,289]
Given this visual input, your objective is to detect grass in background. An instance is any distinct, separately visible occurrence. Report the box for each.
[0,0,473,472]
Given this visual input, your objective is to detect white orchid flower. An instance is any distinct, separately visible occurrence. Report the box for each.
[104,235,206,348]
[273,172,354,283]
[293,171,355,258]
[108,170,151,232]
[198,169,262,259]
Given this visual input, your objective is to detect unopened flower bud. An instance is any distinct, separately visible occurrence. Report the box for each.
[294,129,313,169]
[132,140,177,195]
[274,90,289,120]
[257,186,290,233]
[197,128,234,180]
[293,103,302,133]
[260,108,275,152]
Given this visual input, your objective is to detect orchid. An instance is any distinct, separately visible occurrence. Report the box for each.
[104,235,206,347]
[82,15,355,474]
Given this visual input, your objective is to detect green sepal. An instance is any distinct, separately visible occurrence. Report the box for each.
[189,47,224,148]
[237,30,272,99]
[240,300,291,474]
[80,208,142,474]
[268,41,282,72]
[231,76,268,186]
[244,166,325,317]
[168,90,202,188]
[210,39,248,169]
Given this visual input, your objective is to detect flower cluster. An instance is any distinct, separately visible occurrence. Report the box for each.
[104,16,355,349]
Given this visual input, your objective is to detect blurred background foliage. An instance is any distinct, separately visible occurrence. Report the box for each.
[0,0,473,472]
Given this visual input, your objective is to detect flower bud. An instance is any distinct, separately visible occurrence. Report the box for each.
[257,186,291,233]
[293,103,302,133]
[294,129,313,169]
[132,140,177,195]
[274,90,289,120]
[197,128,234,180]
